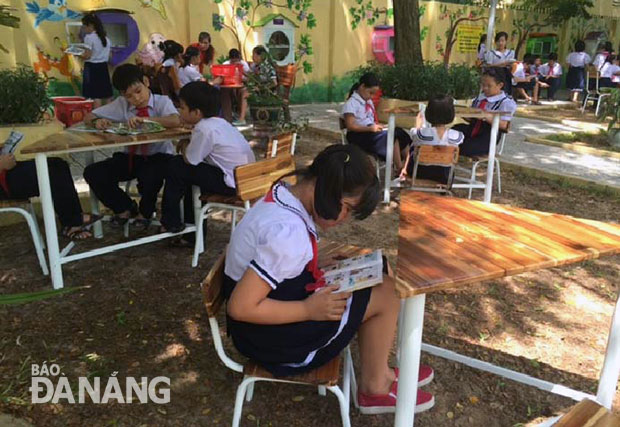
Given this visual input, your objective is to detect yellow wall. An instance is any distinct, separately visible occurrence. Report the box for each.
[1,0,619,90]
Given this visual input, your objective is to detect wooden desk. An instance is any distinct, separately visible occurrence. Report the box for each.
[393,192,620,427]
[554,399,620,427]
[381,104,503,204]
[25,128,191,289]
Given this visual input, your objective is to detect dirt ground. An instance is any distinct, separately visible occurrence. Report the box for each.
[1,131,619,427]
[516,106,601,125]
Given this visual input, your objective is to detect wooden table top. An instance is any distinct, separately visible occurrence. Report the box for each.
[20,127,191,156]
[395,192,620,298]
[555,399,620,426]
[382,105,502,119]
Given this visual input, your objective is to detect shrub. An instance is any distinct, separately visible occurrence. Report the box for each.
[350,61,480,101]
[0,65,51,124]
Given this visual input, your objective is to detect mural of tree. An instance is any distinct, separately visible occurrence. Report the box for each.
[511,14,554,58]
[212,0,316,74]
[569,16,608,47]
[0,5,20,53]
[348,2,429,42]
[437,4,486,66]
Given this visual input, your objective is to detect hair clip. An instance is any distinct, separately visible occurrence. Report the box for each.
[344,154,350,163]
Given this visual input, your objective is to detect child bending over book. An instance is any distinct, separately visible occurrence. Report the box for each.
[224,144,435,414]
[400,94,463,184]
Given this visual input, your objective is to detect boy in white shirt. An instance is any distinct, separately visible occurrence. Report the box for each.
[538,52,563,101]
[160,81,256,233]
[83,64,181,229]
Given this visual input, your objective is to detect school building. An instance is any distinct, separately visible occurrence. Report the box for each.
[1,0,620,102]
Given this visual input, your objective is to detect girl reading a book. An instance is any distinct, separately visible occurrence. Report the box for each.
[224,144,435,414]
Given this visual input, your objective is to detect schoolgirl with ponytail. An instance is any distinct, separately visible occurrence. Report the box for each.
[342,72,411,172]
[223,143,435,414]
[154,40,184,104]
[178,46,204,87]
[81,12,112,107]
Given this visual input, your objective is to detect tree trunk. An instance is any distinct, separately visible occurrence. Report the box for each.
[393,0,423,65]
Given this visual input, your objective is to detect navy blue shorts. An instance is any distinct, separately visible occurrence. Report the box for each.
[346,127,411,159]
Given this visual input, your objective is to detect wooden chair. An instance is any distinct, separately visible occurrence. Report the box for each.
[409,145,459,194]
[0,199,48,275]
[276,64,296,122]
[191,155,296,267]
[540,399,620,427]
[264,132,297,158]
[454,122,511,199]
[202,241,369,426]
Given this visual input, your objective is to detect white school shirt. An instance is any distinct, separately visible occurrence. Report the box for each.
[184,117,256,189]
[225,182,316,288]
[484,49,515,66]
[471,92,517,122]
[84,33,110,63]
[92,93,179,155]
[178,64,203,87]
[341,91,375,127]
[511,62,527,85]
[538,62,563,77]
[593,53,607,71]
[223,59,251,75]
[409,127,464,146]
[600,62,620,79]
[566,52,591,68]
[529,64,540,76]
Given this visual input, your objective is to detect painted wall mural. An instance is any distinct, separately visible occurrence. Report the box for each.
[0,5,20,53]
[25,0,82,28]
[436,3,486,66]
[137,0,168,20]
[33,36,80,93]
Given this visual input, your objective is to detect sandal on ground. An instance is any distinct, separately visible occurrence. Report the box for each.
[62,226,93,241]
[132,217,152,232]
[168,236,194,248]
[81,213,103,228]
[110,201,138,228]
[158,224,186,234]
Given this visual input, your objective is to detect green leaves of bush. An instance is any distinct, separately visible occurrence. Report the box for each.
[0,66,51,125]
[352,61,480,101]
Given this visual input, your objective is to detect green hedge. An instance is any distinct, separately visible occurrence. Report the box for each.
[350,61,480,101]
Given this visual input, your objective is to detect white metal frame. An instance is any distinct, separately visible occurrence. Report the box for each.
[384,112,501,204]
[453,131,507,199]
[34,135,194,289]
[206,304,353,427]
[582,68,612,116]
[0,201,48,275]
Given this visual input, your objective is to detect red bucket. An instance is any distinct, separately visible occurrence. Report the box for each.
[211,64,244,87]
[52,97,94,127]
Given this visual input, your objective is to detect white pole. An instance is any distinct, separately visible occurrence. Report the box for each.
[596,293,620,409]
[394,295,426,427]
[383,113,396,204]
[484,114,500,203]
[485,0,499,56]
[35,154,63,289]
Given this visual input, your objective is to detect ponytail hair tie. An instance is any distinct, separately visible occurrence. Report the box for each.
[344,154,350,163]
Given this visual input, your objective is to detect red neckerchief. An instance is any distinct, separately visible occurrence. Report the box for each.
[263,187,326,292]
[128,106,150,172]
[471,99,488,137]
[0,170,9,196]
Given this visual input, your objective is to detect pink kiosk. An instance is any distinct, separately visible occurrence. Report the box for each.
[372,25,395,65]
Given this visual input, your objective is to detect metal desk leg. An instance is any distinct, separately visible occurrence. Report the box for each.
[84,151,102,238]
[383,113,396,204]
[395,294,426,427]
[483,114,500,203]
[35,154,63,289]
[596,292,620,409]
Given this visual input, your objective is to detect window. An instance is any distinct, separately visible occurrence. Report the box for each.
[105,23,129,48]
[267,31,290,62]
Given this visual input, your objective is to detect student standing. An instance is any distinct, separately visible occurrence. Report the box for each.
[81,13,112,108]
[83,64,181,230]
[566,41,591,103]
[484,31,515,95]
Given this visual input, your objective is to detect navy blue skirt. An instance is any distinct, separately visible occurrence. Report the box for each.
[346,127,411,160]
[567,66,586,91]
[224,270,372,377]
[82,62,113,99]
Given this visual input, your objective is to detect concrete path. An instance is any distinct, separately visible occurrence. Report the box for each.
[290,103,620,189]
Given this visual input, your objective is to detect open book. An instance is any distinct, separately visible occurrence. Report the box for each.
[322,249,383,293]
[68,120,165,135]
[1,131,25,155]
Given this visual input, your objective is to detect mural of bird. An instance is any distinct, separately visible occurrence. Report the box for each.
[137,0,167,20]
[25,0,82,28]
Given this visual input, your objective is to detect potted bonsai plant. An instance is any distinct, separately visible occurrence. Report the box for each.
[0,65,60,154]
[599,88,620,147]
[245,52,285,135]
